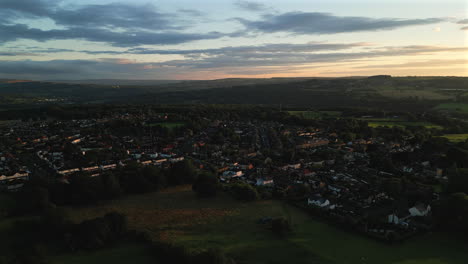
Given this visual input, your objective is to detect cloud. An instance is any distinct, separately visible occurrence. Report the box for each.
[5,41,370,55]
[0,0,59,19]
[178,9,205,17]
[50,3,183,31]
[461,26,468,30]
[0,1,228,46]
[0,23,226,46]
[236,12,446,34]
[457,19,468,24]
[234,1,269,12]
[355,59,468,69]
[432,26,441,32]
[0,52,39,56]
[2,44,467,79]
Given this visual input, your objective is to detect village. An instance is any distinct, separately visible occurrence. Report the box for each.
[0,109,445,241]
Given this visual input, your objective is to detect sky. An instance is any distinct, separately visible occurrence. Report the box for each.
[0,0,467,80]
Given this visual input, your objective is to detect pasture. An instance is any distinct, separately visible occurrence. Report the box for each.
[67,185,468,264]
[435,103,468,114]
[288,111,342,119]
[442,134,468,142]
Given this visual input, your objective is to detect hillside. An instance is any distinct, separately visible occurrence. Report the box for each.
[1,76,467,110]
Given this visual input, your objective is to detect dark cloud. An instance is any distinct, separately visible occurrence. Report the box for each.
[0,52,39,56]
[0,0,58,18]
[0,1,227,46]
[50,3,182,31]
[234,1,268,12]
[4,42,369,55]
[125,42,370,55]
[237,12,445,34]
[0,23,225,46]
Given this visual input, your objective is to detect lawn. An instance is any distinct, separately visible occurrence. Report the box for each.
[50,242,155,264]
[442,134,468,142]
[288,111,342,119]
[68,186,468,264]
[434,103,468,114]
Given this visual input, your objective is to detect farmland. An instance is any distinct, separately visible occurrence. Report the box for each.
[288,111,342,119]
[148,122,185,129]
[434,103,468,114]
[367,121,442,129]
[67,186,468,264]
[51,242,155,264]
[442,134,468,142]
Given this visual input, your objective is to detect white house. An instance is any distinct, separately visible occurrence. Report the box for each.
[409,204,431,217]
[308,197,330,208]
[256,178,274,186]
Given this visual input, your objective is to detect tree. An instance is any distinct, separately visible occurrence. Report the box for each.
[99,172,123,199]
[192,172,218,197]
[169,160,197,185]
[228,183,259,202]
[141,166,166,190]
[271,217,291,236]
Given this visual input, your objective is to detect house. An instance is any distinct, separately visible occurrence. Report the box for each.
[409,203,431,217]
[256,178,274,186]
[388,211,411,226]
[308,196,330,208]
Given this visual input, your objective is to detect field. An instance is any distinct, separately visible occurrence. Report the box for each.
[367,121,442,129]
[67,186,468,264]
[434,103,468,114]
[442,134,468,142]
[149,122,185,129]
[51,243,155,264]
[378,89,452,100]
[288,111,342,119]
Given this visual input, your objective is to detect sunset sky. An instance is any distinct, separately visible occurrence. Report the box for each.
[1,0,467,80]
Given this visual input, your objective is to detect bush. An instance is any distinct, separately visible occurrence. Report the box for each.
[271,217,291,236]
[228,183,259,202]
[192,172,219,197]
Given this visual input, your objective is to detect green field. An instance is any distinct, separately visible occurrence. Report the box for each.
[378,89,452,100]
[51,243,155,264]
[368,121,442,129]
[435,103,468,114]
[149,122,185,129]
[442,134,468,142]
[68,186,468,264]
[288,111,342,119]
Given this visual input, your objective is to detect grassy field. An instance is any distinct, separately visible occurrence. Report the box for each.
[368,121,442,129]
[67,185,468,264]
[50,243,155,264]
[288,111,342,119]
[441,134,468,142]
[378,89,452,100]
[434,103,468,114]
[149,122,185,129]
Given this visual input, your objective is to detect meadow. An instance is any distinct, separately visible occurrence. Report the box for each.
[367,121,442,129]
[434,103,468,114]
[441,134,468,142]
[288,111,342,119]
[67,186,468,264]
[51,242,155,264]
[149,122,185,129]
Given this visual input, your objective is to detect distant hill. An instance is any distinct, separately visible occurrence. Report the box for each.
[0,76,467,110]
[48,79,183,86]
